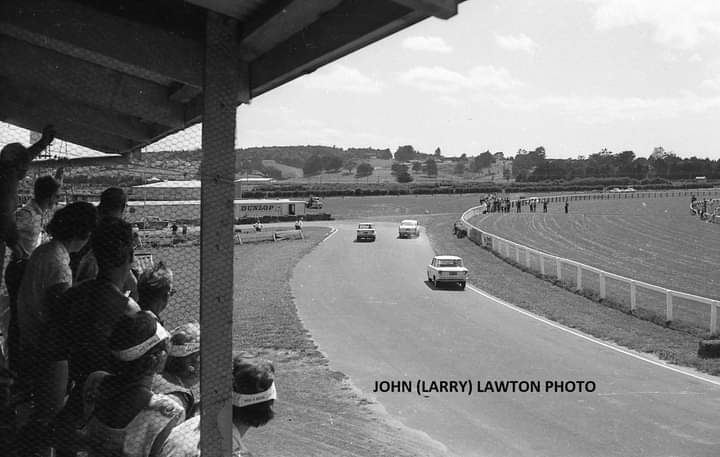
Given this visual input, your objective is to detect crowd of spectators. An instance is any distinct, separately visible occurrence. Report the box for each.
[1,130,276,456]
[479,194,553,214]
[690,195,720,223]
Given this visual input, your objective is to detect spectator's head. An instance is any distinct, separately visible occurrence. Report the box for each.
[92,217,134,275]
[231,352,276,428]
[46,201,97,253]
[0,143,26,166]
[109,311,170,379]
[137,262,173,317]
[34,175,61,210]
[98,187,127,219]
[165,322,200,385]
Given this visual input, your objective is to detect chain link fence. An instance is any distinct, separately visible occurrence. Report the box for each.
[0,14,250,451]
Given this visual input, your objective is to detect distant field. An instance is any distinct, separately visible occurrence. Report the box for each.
[320,193,489,219]
[468,197,719,302]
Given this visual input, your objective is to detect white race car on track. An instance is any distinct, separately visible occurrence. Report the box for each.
[427,255,468,290]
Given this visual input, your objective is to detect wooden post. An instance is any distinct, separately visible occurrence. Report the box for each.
[200,12,245,457]
[666,291,673,322]
[630,281,637,310]
[539,255,545,276]
[599,273,606,299]
[515,245,520,264]
[525,249,531,268]
[711,304,718,335]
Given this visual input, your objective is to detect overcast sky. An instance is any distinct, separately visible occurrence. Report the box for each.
[4,0,720,160]
[232,0,720,160]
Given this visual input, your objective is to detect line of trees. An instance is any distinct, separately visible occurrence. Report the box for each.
[518,146,720,181]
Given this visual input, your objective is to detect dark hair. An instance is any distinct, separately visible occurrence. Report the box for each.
[46,201,97,242]
[34,176,60,202]
[98,187,127,217]
[92,217,134,272]
[109,312,168,379]
[137,262,173,307]
[232,353,275,427]
[0,143,25,164]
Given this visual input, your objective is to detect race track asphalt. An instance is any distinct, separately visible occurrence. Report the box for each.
[291,221,720,457]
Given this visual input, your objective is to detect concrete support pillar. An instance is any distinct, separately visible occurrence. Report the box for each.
[200,12,246,457]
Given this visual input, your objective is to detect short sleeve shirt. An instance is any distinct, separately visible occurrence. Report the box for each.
[16,239,72,348]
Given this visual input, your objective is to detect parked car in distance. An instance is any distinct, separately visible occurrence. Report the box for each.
[427,255,468,290]
[307,196,324,209]
[398,219,419,238]
[356,222,376,242]
[134,216,170,231]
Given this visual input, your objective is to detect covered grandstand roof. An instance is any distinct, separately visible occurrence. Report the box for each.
[1,0,461,156]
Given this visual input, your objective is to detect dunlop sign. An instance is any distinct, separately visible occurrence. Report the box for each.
[236,204,283,217]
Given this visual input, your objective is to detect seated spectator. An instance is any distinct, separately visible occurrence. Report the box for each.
[152,322,200,420]
[4,174,62,372]
[82,311,183,457]
[138,262,174,322]
[253,219,263,232]
[74,186,138,300]
[158,352,276,457]
[43,217,141,433]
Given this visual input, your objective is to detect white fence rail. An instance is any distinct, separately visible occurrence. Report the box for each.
[460,203,720,334]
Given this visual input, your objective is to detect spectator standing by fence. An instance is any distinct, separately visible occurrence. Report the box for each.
[564,201,569,214]
[543,200,548,213]
[4,174,62,371]
[14,202,96,448]
[0,125,56,289]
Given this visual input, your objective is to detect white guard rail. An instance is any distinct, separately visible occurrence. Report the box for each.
[460,201,720,334]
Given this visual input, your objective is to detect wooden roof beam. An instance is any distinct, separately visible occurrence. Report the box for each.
[0,0,204,88]
[0,81,164,142]
[390,0,458,19]
[250,0,426,97]
[238,0,343,61]
[0,105,136,154]
[0,37,186,128]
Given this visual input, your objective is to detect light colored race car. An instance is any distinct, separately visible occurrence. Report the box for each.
[356,222,376,241]
[427,255,468,290]
[398,219,419,238]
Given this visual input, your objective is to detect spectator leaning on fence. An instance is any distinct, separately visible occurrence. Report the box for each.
[152,322,200,420]
[158,352,276,457]
[82,311,183,457]
[0,125,56,288]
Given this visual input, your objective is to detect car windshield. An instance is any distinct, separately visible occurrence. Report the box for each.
[437,259,462,267]
[358,224,373,229]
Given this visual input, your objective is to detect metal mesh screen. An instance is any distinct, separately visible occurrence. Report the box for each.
[0,12,244,456]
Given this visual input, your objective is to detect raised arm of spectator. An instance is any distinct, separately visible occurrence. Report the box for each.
[54,166,65,187]
[25,125,56,162]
